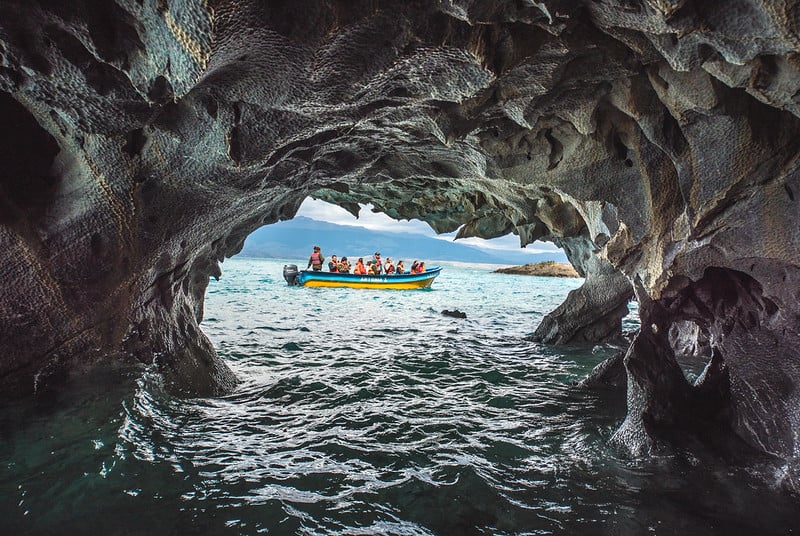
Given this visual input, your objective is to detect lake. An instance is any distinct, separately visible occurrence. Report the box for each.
[2,258,797,534]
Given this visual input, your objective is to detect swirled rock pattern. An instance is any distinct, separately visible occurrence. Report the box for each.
[1,0,799,489]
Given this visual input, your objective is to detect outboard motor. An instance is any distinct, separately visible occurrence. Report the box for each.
[283,264,299,286]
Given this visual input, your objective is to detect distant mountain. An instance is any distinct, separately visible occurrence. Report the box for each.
[238,217,568,266]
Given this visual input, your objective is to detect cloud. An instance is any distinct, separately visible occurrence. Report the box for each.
[435,233,564,254]
[298,198,433,234]
[297,198,562,255]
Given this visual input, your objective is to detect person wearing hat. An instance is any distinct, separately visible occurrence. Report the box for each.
[307,245,324,271]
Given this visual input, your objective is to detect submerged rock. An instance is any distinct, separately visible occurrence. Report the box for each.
[1,0,799,491]
[442,309,467,319]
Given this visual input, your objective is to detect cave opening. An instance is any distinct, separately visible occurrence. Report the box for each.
[668,318,712,384]
[634,265,800,472]
[197,196,647,391]
[199,196,590,363]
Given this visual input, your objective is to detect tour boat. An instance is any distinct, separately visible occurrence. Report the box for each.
[283,265,441,289]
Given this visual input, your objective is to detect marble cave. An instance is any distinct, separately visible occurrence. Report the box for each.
[2,0,800,494]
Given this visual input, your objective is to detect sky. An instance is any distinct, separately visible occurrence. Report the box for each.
[296,198,564,256]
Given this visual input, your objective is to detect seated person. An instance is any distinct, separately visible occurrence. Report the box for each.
[372,252,383,274]
[395,260,405,274]
[328,255,339,272]
[353,258,366,275]
[410,260,419,273]
[339,257,351,273]
[416,261,426,273]
[384,258,395,274]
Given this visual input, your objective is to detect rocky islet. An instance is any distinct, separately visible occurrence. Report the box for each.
[494,261,581,277]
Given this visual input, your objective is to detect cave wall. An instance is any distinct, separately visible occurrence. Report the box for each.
[1,0,799,489]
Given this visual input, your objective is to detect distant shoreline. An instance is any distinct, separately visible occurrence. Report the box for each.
[493,261,581,278]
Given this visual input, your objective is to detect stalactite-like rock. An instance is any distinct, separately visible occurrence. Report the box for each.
[1,0,799,490]
[532,235,633,344]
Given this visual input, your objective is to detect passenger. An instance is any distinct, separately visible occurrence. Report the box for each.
[307,246,324,271]
[384,257,395,274]
[339,256,351,273]
[369,260,381,275]
[353,257,367,275]
[372,252,383,274]
[328,255,339,272]
[416,261,426,273]
[395,260,405,274]
[410,260,419,273]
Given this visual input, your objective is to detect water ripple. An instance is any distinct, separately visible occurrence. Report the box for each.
[3,260,799,534]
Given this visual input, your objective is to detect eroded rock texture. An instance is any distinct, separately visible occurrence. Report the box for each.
[1,0,799,489]
[532,235,633,344]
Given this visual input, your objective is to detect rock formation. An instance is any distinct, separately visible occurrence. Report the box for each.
[1,0,799,490]
[532,235,633,344]
[493,260,580,277]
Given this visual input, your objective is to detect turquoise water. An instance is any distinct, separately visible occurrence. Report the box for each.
[2,257,798,534]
